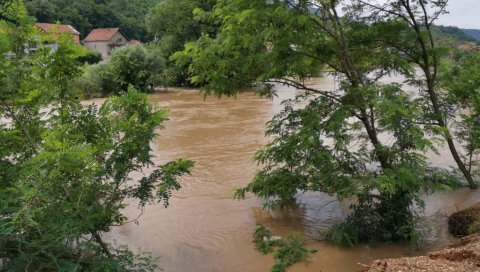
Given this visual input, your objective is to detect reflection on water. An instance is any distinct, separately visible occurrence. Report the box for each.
[99,76,480,272]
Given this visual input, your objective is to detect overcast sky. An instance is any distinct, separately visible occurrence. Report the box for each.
[435,0,480,29]
[349,0,479,29]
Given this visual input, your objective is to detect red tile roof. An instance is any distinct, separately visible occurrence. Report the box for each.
[84,28,122,42]
[36,23,80,35]
[35,23,80,43]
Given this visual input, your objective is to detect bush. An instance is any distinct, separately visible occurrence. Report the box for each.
[74,63,119,98]
[252,225,314,272]
[76,45,170,97]
[253,224,276,254]
[323,192,422,247]
[271,233,312,272]
[77,49,102,64]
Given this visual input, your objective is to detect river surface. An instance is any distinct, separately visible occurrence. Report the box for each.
[98,75,480,272]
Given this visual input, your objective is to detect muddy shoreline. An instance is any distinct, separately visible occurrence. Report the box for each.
[361,204,480,272]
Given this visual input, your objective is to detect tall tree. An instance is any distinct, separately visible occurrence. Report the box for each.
[0,2,193,269]
[440,52,480,182]
[354,0,477,188]
[145,0,218,86]
[176,0,455,245]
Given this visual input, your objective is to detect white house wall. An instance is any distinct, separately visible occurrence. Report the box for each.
[83,32,128,61]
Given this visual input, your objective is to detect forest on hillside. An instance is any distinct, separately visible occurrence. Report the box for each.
[432,25,479,44]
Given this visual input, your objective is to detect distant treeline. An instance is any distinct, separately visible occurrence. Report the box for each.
[462,29,480,42]
[432,24,480,44]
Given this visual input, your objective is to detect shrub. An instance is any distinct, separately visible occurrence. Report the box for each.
[75,63,119,98]
[252,225,314,272]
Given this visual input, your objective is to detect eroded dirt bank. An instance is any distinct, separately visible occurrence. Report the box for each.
[361,204,480,272]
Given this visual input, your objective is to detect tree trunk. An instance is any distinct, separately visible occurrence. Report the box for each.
[92,231,114,259]
[426,79,477,189]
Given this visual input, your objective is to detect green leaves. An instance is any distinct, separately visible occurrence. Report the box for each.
[441,51,480,177]
[132,159,194,207]
[187,0,466,246]
[252,225,313,272]
[76,44,172,97]
[0,21,193,270]
[271,233,312,272]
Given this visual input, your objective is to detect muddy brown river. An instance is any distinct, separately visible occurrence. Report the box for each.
[98,76,480,272]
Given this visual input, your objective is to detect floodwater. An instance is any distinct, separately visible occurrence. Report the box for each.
[100,75,480,272]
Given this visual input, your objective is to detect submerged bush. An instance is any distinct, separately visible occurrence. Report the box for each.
[271,233,312,272]
[253,224,276,254]
[323,192,421,247]
[252,225,314,272]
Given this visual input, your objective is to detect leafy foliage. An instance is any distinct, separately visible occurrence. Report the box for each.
[75,44,169,97]
[109,45,167,93]
[271,233,312,272]
[146,0,217,47]
[252,225,313,272]
[74,62,119,98]
[253,224,276,254]
[76,48,102,64]
[182,0,464,245]
[145,0,218,86]
[0,7,193,270]
[441,51,480,178]
[357,0,478,188]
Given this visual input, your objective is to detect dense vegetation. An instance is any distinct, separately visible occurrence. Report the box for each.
[24,0,159,40]
[177,0,480,245]
[253,225,314,272]
[1,0,480,270]
[0,1,193,270]
[75,44,168,98]
[145,0,217,86]
[73,0,218,97]
[432,25,479,44]
[23,0,479,93]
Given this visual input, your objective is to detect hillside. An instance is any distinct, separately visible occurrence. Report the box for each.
[432,25,479,44]
[462,29,480,42]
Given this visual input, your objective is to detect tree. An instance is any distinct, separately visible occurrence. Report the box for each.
[75,45,169,97]
[0,4,193,270]
[109,45,151,93]
[175,0,458,245]
[108,45,168,93]
[440,51,480,180]
[146,0,217,45]
[145,0,218,85]
[354,0,477,188]
[0,0,18,23]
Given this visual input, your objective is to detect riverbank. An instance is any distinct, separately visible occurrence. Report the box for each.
[361,204,480,272]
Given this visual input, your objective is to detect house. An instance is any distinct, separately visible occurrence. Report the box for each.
[83,28,129,60]
[35,23,81,45]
